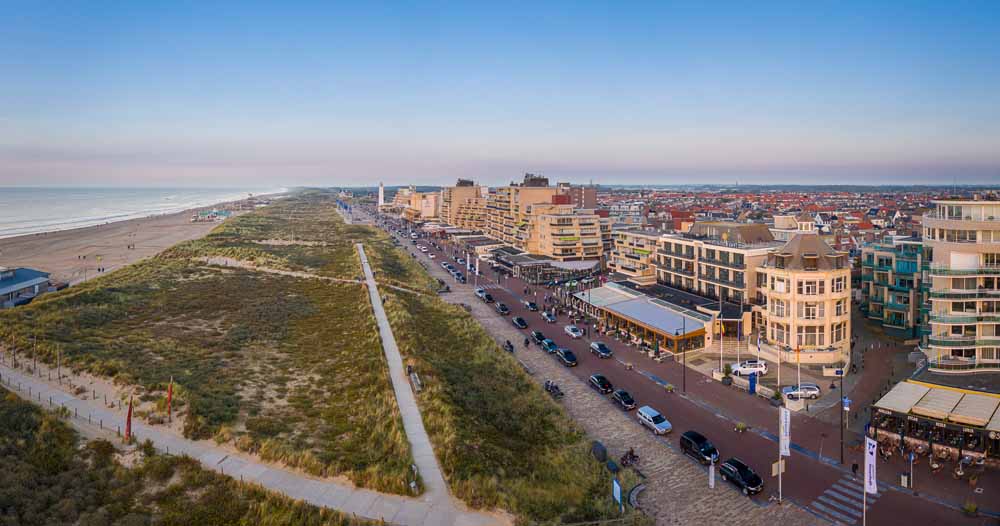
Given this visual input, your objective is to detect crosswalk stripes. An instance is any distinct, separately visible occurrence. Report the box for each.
[806,476,884,525]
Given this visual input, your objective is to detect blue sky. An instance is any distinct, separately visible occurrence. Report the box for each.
[2,1,999,187]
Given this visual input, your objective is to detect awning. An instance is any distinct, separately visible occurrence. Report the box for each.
[949,393,1000,427]
[988,405,1000,433]
[573,284,641,308]
[874,382,930,414]
[911,388,963,420]
[603,297,706,337]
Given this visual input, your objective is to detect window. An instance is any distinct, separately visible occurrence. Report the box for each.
[797,280,821,295]
[771,277,788,293]
[985,254,1000,267]
[832,276,846,293]
[835,299,847,316]
[833,322,846,343]
[796,325,825,347]
[771,323,788,345]
[983,348,998,361]
[798,302,825,320]
[771,299,787,317]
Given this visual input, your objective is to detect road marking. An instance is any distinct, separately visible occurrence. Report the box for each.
[807,476,880,525]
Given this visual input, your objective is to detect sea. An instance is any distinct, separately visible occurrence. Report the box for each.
[0,187,285,239]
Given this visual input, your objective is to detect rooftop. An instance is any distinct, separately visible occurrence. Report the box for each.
[0,267,50,297]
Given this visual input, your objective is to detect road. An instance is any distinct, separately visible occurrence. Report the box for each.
[370,212,992,526]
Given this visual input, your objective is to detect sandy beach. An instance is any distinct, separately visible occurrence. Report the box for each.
[0,205,243,285]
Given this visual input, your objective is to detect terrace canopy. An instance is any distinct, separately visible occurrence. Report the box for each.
[911,388,963,420]
[873,382,930,414]
[949,393,1000,427]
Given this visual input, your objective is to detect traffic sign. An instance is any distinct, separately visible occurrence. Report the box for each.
[843,397,851,412]
[771,459,786,477]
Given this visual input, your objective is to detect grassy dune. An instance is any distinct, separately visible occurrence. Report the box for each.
[0,192,417,494]
[383,289,646,524]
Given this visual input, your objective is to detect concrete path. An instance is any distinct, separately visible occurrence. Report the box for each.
[0,362,498,526]
[355,244,498,526]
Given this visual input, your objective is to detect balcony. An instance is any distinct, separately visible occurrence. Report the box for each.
[700,274,745,289]
[664,266,694,277]
[930,313,1000,324]
[700,256,746,270]
[885,301,911,312]
[930,289,1000,299]
[928,265,1000,277]
[928,357,1000,373]
[861,274,873,282]
[928,335,1000,347]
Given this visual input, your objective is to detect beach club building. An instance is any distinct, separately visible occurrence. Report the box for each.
[0,266,50,308]
[571,282,711,355]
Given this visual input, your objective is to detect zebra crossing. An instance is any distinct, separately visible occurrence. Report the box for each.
[806,476,885,525]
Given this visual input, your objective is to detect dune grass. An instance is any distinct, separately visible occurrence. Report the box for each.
[382,289,647,524]
[0,386,378,526]
[0,193,417,494]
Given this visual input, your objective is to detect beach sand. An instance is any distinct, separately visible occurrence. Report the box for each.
[0,207,237,284]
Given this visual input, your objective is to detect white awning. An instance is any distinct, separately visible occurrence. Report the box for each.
[873,382,930,414]
[911,388,963,420]
[949,393,1000,427]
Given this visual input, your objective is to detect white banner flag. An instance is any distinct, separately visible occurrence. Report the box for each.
[779,407,791,457]
[864,437,878,494]
[709,460,715,488]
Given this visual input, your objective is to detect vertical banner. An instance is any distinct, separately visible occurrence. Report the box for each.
[865,437,878,494]
[709,460,716,488]
[612,478,623,513]
[779,407,791,457]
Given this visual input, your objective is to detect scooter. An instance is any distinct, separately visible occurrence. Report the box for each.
[544,380,564,399]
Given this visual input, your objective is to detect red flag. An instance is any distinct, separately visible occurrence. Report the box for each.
[124,395,133,442]
[167,377,173,423]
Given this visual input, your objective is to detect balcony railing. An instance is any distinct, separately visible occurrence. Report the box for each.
[658,248,695,260]
[928,335,1000,347]
[700,256,746,269]
[700,274,746,288]
[930,289,1000,299]
[924,212,1000,222]
[928,358,1000,372]
[930,313,1000,324]
[928,265,1000,276]
[663,266,694,277]
[885,301,911,311]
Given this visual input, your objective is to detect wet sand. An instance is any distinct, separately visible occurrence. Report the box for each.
[0,205,243,284]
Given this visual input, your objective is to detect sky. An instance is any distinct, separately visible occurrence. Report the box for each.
[2,1,999,187]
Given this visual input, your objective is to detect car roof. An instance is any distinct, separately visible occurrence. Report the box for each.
[682,430,706,442]
[591,373,607,381]
[637,405,660,416]
[723,458,749,470]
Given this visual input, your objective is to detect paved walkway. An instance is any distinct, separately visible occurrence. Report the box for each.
[356,243,501,526]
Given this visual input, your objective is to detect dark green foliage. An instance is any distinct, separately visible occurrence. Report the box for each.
[0,387,377,526]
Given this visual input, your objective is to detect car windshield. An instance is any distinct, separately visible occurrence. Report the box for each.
[701,442,716,453]
[651,414,666,424]
[619,392,633,402]
[738,466,756,479]
[596,343,608,351]
[563,351,575,360]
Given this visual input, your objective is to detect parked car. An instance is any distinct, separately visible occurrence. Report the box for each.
[456,258,465,265]
[589,374,613,394]
[637,406,672,435]
[782,383,822,400]
[495,303,510,315]
[556,348,578,366]
[474,288,486,299]
[731,360,768,376]
[564,325,583,338]
[541,339,558,353]
[719,458,764,496]
[512,316,528,329]
[482,293,494,304]
[590,341,613,358]
[530,331,546,345]
[611,389,637,411]
[541,311,556,323]
[441,262,451,269]
[524,301,539,312]
[428,253,436,259]
[679,430,719,465]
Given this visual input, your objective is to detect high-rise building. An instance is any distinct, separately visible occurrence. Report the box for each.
[440,179,483,227]
[557,182,597,209]
[486,174,562,245]
[378,182,384,207]
[922,198,1000,371]
[607,229,660,285]
[515,203,610,261]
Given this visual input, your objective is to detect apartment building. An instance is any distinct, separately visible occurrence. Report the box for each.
[557,182,597,208]
[401,191,440,222]
[757,233,852,366]
[655,222,781,305]
[440,179,484,227]
[485,174,562,245]
[607,229,660,285]
[515,203,610,261]
[607,201,649,225]
[860,236,926,339]
[453,196,488,231]
[922,198,1000,371]
[770,212,818,241]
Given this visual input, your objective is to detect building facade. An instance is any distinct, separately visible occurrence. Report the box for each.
[922,198,1000,371]
[485,175,561,245]
[655,222,781,305]
[440,179,483,227]
[453,196,488,231]
[608,229,660,285]
[0,267,50,308]
[757,233,852,365]
[515,203,610,261]
[859,237,925,338]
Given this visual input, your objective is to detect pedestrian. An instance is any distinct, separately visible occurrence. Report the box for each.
[852,462,859,478]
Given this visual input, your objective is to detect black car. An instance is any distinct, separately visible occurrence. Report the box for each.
[720,458,763,496]
[556,348,577,366]
[482,293,494,304]
[590,342,613,358]
[541,339,558,353]
[530,331,546,345]
[524,301,539,312]
[589,374,613,394]
[611,389,637,411]
[495,303,510,315]
[512,316,528,329]
[679,430,719,465]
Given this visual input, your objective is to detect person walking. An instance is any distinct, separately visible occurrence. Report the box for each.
[852,462,859,478]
